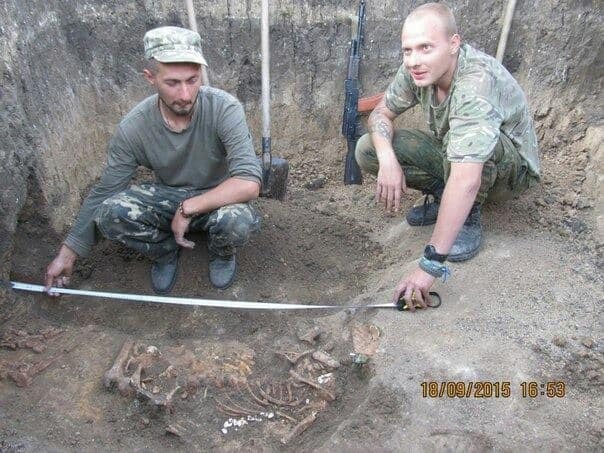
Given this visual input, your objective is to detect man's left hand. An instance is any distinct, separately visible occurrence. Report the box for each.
[171,212,195,249]
[392,267,436,311]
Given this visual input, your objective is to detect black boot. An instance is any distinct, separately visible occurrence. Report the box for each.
[448,204,482,262]
[209,252,237,289]
[151,251,179,294]
[406,184,445,226]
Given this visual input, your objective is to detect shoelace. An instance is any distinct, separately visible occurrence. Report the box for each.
[420,193,435,226]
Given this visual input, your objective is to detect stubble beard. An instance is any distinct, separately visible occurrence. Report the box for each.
[159,95,197,117]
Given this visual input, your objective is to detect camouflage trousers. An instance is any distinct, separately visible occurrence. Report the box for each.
[355,129,533,204]
[94,183,261,263]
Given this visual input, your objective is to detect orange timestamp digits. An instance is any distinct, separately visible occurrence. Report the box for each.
[421,381,512,398]
[520,381,566,398]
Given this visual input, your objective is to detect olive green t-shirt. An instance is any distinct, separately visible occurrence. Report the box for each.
[385,43,540,179]
[65,87,261,257]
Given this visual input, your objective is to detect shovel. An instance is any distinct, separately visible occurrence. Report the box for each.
[184,0,209,85]
[259,0,289,200]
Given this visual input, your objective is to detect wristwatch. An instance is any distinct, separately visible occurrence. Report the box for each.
[178,202,194,219]
[424,244,448,263]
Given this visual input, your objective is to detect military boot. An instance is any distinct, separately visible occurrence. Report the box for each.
[151,250,179,294]
[406,183,445,226]
[448,204,482,262]
[209,252,237,289]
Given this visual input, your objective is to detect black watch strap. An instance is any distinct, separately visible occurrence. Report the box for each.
[424,244,448,263]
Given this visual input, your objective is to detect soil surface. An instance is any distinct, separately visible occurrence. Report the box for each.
[2,175,603,451]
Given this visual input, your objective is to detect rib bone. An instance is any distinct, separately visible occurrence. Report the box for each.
[289,370,335,401]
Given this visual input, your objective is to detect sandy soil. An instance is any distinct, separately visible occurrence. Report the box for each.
[2,169,602,451]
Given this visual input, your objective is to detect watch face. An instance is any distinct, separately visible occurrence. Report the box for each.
[424,245,435,259]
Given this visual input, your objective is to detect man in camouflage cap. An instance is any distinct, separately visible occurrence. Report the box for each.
[45,26,262,294]
[354,3,540,309]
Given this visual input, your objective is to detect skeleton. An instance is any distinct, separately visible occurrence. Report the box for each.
[281,411,318,445]
[127,346,161,389]
[351,323,381,365]
[311,350,340,369]
[103,340,255,413]
[0,356,58,387]
[137,384,181,414]
[275,349,313,365]
[0,328,74,387]
[0,327,64,353]
[254,381,303,407]
[165,423,185,437]
[213,345,337,438]
[102,327,344,443]
[103,340,135,396]
[297,326,322,345]
[215,380,301,423]
[103,341,181,411]
[289,369,336,401]
[185,354,252,393]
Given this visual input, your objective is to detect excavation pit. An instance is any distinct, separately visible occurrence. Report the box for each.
[1,0,602,450]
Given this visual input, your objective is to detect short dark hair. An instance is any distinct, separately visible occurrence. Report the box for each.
[143,58,161,74]
[407,2,458,37]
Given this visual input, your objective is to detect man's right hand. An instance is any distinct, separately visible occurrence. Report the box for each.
[376,155,407,212]
[44,245,78,296]
[367,97,403,212]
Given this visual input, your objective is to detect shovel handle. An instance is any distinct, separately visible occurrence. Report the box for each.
[261,0,270,138]
[184,0,210,86]
[260,0,271,195]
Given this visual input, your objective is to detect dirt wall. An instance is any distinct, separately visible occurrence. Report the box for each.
[0,0,602,283]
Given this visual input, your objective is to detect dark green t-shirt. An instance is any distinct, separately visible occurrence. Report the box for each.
[65,87,261,257]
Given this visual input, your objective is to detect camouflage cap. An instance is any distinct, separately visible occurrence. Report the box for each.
[143,26,208,67]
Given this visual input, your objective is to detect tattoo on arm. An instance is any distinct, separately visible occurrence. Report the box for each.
[369,116,393,141]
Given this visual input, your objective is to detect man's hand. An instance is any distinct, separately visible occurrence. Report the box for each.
[391,267,436,312]
[171,210,195,249]
[367,97,403,213]
[376,156,407,212]
[44,245,78,296]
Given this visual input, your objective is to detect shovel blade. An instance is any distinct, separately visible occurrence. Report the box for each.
[260,156,289,201]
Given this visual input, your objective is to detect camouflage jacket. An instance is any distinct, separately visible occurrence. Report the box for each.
[385,43,540,179]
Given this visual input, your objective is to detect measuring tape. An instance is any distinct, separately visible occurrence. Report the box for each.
[10,281,441,311]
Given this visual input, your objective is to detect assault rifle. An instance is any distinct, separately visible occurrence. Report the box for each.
[341,0,366,185]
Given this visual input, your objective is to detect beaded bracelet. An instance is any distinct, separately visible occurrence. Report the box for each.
[178,202,194,219]
[419,256,451,282]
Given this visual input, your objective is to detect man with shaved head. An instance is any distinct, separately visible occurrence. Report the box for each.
[355,3,540,309]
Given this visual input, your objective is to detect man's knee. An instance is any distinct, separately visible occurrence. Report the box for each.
[355,133,378,174]
[94,193,148,240]
[210,204,261,242]
[94,199,123,240]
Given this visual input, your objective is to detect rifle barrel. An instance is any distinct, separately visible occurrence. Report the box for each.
[342,0,366,185]
[357,1,366,46]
